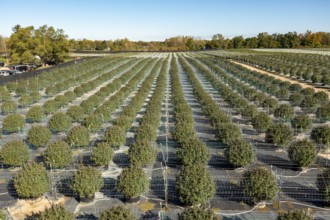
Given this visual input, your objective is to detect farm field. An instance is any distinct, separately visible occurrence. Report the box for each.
[1,51,330,220]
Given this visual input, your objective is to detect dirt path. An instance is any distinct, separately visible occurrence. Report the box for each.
[231,60,330,98]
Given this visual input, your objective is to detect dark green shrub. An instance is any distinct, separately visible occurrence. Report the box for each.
[1,100,17,114]
[64,91,77,103]
[36,205,74,220]
[288,139,317,167]
[314,91,329,104]
[266,124,293,147]
[66,125,90,147]
[117,167,149,199]
[2,114,25,133]
[82,114,102,132]
[30,91,41,102]
[71,166,104,199]
[48,112,71,132]
[252,112,272,132]
[99,206,133,220]
[300,96,319,113]
[128,141,156,167]
[179,207,220,220]
[0,140,29,166]
[27,125,51,148]
[44,141,72,168]
[316,104,330,121]
[176,164,215,206]
[311,125,330,146]
[91,142,114,166]
[176,138,210,166]
[241,167,278,203]
[14,162,49,198]
[26,106,44,123]
[274,104,294,121]
[215,124,242,144]
[225,139,255,167]
[104,125,126,149]
[289,93,303,106]
[43,100,59,114]
[262,97,278,114]
[0,90,12,101]
[67,105,85,122]
[18,95,33,107]
[291,115,312,132]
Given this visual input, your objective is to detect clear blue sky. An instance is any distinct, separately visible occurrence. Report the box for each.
[1,0,329,41]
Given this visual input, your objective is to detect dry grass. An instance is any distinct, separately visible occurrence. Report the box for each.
[9,196,67,220]
[257,206,270,212]
[138,200,155,212]
[211,207,221,213]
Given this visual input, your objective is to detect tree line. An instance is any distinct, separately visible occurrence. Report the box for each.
[1,24,330,65]
[69,31,330,51]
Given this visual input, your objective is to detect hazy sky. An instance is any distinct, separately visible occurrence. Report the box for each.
[2,0,329,41]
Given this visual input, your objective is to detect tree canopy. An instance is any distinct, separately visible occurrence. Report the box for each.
[117,167,149,199]
[71,166,104,199]
[176,164,215,206]
[241,167,278,203]
[0,139,29,167]
[99,206,133,220]
[288,139,317,167]
[8,25,69,64]
[14,162,50,198]
[178,207,221,220]
[36,205,74,220]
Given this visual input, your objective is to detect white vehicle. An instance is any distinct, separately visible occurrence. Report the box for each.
[0,70,10,76]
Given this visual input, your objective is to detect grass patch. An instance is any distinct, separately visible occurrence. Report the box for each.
[138,200,155,212]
